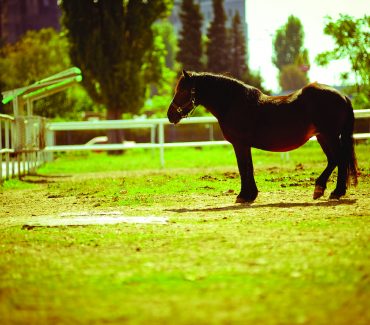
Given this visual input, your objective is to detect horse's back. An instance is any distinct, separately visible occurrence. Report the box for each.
[301,82,346,101]
[248,83,352,151]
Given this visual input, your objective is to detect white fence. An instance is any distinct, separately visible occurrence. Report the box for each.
[44,110,370,167]
[1,114,46,180]
[1,110,369,179]
[1,68,82,181]
[45,116,229,167]
[0,114,14,180]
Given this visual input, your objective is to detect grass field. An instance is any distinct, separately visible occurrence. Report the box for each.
[0,142,369,324]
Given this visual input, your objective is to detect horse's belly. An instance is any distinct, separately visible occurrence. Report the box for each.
[251,123,317,152]
[253,138,308,152]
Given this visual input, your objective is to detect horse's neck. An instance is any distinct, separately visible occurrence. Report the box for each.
[195,75,260,119]
[195,76,228,119]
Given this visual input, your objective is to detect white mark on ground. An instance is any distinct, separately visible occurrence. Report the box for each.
[21,211,168,228]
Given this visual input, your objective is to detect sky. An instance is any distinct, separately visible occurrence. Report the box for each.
[245,0,369,92]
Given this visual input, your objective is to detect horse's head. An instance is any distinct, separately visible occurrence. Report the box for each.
[167,70,197,124]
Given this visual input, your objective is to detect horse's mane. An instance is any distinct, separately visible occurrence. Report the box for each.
[189,72,261,100]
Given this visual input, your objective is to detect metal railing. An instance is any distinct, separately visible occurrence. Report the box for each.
[1,114,46,181]
[1,68,82,181]
[0,114,14,180]
[45,110,370,167]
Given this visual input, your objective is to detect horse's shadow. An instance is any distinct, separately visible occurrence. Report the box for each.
[165,199,356,213]
[19,173,71,184]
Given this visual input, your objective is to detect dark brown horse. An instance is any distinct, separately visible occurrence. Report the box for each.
[167,70,358,203]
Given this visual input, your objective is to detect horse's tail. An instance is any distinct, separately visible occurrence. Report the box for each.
[341,96,359,187]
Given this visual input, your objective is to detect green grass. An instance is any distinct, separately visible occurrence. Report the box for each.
[33,142,368,207]
[37,141,369,173]
[0,142,369,324]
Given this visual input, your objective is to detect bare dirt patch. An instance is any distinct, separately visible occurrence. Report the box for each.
[1,167,369,325]
[1,169,369,226]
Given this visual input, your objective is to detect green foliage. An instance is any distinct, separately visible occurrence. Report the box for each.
[229,11,247,80]
[223,11,265,92]
[177,0,203,71]
[0,28,96,118]
[142,22,177,116]
[206,0,230,73]
[31,86,94,119]
[243,70,268,93]
[0,92,3,112]
[273,16,306,70]
[143,22,172,89]
[279,64,309,91]
[272,15,309,91]
[315,14,369,108]
[0,28,70,88]
[143,93,173,116]
[61,0,171,119]
[156,20,178,70]
[295,48,310,70]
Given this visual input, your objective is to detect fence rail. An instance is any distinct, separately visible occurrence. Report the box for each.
[1,114,46,180]
[1,68,81,181]
[45,110,370,167]
[0,114,14,180]
[1,110,369,179]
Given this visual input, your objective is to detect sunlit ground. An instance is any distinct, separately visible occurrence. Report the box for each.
[0,143,369,324]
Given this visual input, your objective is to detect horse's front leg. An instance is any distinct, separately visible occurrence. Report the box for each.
[232,144,258,203]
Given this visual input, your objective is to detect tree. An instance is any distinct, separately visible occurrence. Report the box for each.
[315,14,369,106]
[0,28,70,89]
[273,15,306,70]
[279,64,309,91]
[0,89,3,112]
[177,0,203,71]
[0,37,5,112]
[60,0,171,144]
[156,20,177,70]
[142,21,177,116]
[206,0,229,73]
[243,70,267,92]
[272,15,309,90]
[227,11,265,91]
[0,28,94,118]
[229,11,247,80]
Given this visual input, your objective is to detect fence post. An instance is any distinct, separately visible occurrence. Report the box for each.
[11,122,16,178]
[208,123,214,141]
[45,126,54,162]
[0,120,3,182]
[17,152,21,179]
[150,124,156,158]
[158,122,165,168]
[5,121,10,179]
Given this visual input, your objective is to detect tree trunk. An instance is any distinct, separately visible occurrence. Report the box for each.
[107,109,125,155]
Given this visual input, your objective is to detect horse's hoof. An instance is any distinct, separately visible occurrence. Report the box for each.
[329,192,343,200]
[235,196,254,204]
[329,188,346,200]
[313,185,325,200]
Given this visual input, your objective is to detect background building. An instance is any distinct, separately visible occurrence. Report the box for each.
[0,0,249,62]
[0,0,61,44]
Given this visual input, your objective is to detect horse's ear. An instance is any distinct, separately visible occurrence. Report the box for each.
[182,69,191,80]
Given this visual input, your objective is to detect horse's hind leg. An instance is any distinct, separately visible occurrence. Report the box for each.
[233,144,258,203]
[314,134,339,199]
[329,147,348,200]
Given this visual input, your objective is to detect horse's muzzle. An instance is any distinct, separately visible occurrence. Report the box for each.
[167,107,181,125]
